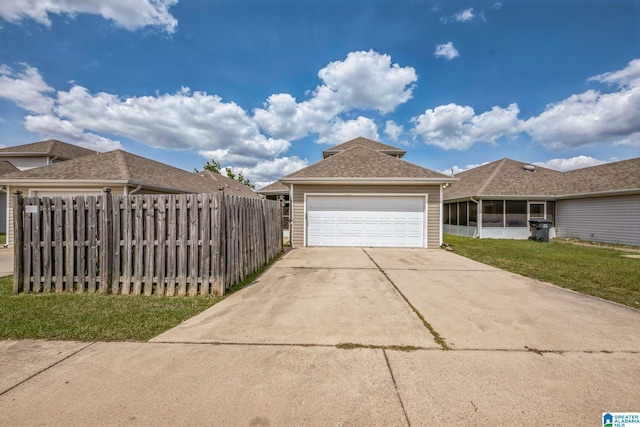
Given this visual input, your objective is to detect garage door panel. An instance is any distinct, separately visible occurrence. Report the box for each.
[306,195,426,248]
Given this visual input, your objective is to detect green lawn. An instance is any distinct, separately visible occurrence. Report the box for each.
[444,234,640,309]
[0,253,282,341]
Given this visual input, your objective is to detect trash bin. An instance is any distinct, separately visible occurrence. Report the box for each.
[528,219,552,242]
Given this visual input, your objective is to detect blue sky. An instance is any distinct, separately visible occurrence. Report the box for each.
[1,0,639,188]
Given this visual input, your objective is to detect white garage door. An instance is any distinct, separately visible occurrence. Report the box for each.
[306,195,426,247]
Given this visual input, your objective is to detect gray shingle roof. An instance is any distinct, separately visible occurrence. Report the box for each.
[561,157,640,195]
[0,161,19,176]
[322,137,406,158]
[0,150,226,194]
[196,170,260,198]
[0,139,97,159]
[282,145,450,181]
[256,181,289,194]
[444,157,640,200]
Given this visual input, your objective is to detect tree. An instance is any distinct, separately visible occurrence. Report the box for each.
[196,159,255,190]
[203,159,221,173]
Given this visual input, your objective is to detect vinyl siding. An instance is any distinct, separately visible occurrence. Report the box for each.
[556,195,640,246]
[291,184,442,248]
[3,157,50,171]
[0,192,5,234]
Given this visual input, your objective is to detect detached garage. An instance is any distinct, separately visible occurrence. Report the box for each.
[279,137,456,249]
[306,195,427,247]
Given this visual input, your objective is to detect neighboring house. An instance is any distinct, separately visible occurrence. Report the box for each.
[0,161,20,235]
[0,139,97,171]
[554,157,640,246]
[277,137,456,248]
[196,169,261,199]
[0,149,257,246]
[443,157,640,246]
[0,139,97,234]
[256,180,290,238]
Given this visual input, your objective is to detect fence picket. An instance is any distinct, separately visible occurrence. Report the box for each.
[13,192,282,296]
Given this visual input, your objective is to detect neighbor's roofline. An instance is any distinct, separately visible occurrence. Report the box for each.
[443,188,640,202]
[280,177,458,185]
[0,152,79,159]
[0,179,196,194]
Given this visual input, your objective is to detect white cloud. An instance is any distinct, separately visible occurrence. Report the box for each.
[434,42,459,60]
[0,0,178,33]
[318,50,417,113]
[0,64,54,114]
[533,156,608,172]
[384,121,403,142]
[54,85,290,166]
[454,8,475,22]
[524,59,640,150]
[412,103,521,150]
[226,156,308,190]
[316,117,379,145]
[253,88,341,141]
[24,114,121,152]
[588,58,640,87]
[254,50,416,142]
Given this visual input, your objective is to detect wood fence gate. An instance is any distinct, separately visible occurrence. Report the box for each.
[12,190,283,296]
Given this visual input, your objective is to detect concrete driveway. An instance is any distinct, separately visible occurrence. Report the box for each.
[2,247,639,426]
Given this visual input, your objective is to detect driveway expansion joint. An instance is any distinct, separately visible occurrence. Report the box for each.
[383,349,412,427]
[0,342,95,397]
[362,248,451,351]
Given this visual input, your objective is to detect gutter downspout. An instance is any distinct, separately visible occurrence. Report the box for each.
[125,185,142,196]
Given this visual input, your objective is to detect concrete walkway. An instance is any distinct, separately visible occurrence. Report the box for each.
[1,247,639,426]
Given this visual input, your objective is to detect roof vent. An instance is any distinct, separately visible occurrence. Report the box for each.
[523,164,536,172]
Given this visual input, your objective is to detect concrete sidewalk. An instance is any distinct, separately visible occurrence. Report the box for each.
[0,247,13,277]
[1,247,639,426]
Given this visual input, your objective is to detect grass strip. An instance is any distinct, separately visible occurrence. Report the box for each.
[444,234,640,309]
[0,252,283,342]
[336,343,421,352]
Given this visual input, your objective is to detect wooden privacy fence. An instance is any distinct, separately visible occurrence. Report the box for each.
[13,190,283,296]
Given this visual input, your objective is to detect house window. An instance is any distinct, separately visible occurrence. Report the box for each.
[469,202,477,227]
[505,201,527,227]
[459,202,468,226]
[547,201,555,226]
[529,202,545,219]
[482,200,504,227]
[443,204,449,224]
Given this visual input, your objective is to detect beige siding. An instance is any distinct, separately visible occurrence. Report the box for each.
[291,184,442,248]
[3,156,49,171]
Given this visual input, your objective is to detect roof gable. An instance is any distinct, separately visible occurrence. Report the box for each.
[256,180,289,194]
[322,137,406,159]
[282,145,450,181]
[0,139,97,160]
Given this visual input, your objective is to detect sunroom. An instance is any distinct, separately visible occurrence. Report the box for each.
[443,198,556,239]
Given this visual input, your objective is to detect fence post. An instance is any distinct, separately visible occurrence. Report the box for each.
[217,187,226,296]
[261,199,269,263]
[99,188,113,293]
[12,191,24,294]
[279,196,284,252]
